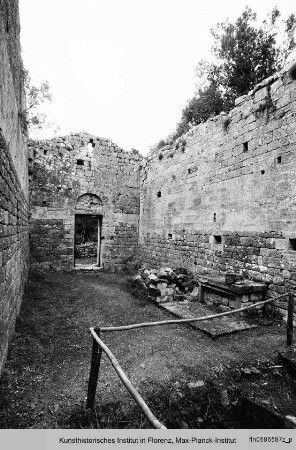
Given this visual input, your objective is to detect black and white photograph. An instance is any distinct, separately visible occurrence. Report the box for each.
[1,0,296,448]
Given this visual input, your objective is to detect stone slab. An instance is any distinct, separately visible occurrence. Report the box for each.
[199,276,267,295]
[278,347,296,370]
[241,397,289,428]
[160,301,257,338]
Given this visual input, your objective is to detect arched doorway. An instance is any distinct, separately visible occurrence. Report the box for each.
[74,194,103,267]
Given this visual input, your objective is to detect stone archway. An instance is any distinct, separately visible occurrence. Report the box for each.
[75,193,103,213]
[74,194,103,267]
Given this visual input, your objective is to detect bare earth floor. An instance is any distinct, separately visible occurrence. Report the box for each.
[0,271,295,428]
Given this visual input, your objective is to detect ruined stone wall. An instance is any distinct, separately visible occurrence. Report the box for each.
[139,67,296,306]
[29,134,142,271]
[0,0,29,375]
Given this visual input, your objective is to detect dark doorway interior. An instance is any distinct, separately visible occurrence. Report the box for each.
[74,214,102,266]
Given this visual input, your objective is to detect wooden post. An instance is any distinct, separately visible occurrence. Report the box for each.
[287,293,294,347]
[86,328,102,409]
[90,328,166,429]
[199,283,204,303]
[235,296,241,319]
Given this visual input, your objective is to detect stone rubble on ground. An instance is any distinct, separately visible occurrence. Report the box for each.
[187,380,205,390]
[133,267,199,303]
[241,366,261,376]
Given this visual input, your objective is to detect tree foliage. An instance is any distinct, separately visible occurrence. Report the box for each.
[209,7,291,101]
[182,84,224,126]
[20,69,52,135]
[152,7,296,150]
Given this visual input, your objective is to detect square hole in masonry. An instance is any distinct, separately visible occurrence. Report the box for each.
[213,235,222,245]
[289,239,296,251]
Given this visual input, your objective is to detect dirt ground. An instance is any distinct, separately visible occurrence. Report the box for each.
[0,271,294,428]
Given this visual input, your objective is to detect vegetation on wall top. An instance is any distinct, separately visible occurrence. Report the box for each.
[19,69,52,135]
[150,6,296,152]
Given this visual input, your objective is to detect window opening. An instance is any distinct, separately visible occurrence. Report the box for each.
[213,235,222,245]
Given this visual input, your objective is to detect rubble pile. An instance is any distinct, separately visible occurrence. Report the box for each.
[133,267,199,303]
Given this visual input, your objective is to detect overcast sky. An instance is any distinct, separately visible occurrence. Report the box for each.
[19,0,296,154]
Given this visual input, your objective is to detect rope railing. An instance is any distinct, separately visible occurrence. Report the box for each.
[86,291,294,429]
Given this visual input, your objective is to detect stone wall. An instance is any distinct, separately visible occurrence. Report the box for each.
[27,56,296,306]
[29,134,142,271]
[138,65,296,305]
[0,0,29,375]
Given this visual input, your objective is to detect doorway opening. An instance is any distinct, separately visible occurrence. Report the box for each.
[74,214,102,267]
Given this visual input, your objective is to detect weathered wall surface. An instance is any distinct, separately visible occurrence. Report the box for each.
[0,0,28,193]
[29,134,142,271]
[0,0,29,375]
[138,67,296,305]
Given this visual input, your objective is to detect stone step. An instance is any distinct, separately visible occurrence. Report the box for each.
[73,264,103,271]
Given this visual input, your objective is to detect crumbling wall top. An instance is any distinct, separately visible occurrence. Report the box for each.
[145,61,296,165]
[29,132,143,162]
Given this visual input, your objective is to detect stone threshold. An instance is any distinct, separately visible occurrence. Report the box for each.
[73,264,103,271]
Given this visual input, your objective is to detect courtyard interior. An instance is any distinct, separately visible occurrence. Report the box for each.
[0,270,295,428]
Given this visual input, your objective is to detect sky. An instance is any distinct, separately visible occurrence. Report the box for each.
[19,0,296,154]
